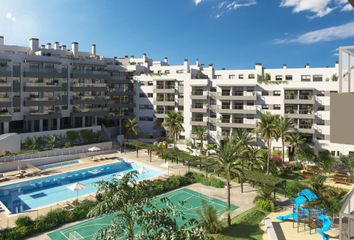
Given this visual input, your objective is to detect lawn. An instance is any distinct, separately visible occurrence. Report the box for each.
[211,207,268,240]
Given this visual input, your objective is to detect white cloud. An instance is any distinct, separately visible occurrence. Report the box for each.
[275,21,354,44]
[280,0,350,18]
[194,0,204,5]
[215,0,256,18]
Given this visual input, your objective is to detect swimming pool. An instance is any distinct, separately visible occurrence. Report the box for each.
[0,159,163,214]
[37,160,81,171]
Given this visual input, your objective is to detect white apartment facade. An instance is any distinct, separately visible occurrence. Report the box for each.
[0,35,352,156]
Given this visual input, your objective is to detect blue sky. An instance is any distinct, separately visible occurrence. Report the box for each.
[0,0,353,69]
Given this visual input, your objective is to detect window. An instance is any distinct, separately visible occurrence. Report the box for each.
[215,75,222,79]
[147,93,153,98]
[139,93,146,98]
[262,104,269,110]
[147,81,153,86]
[139,116,153,121]
[285,75,293,80]
[301,75,311,81]
[248,74,255,79]
[273,90,281,96]
[139,104,153,110]
[317,105,325,111]
[209,124,216,131]
[165,70,170,74]
[262,91,269,96]
[313,75,323,82]
[273,104,281,110]
[316,91,325,96]
[275,75,283,81]
[238,74,244,79]
[178,106,184,111]
[229,74,235,79]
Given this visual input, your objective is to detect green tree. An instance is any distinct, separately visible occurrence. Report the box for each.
[287,132,305,161]
[232,129,254,192]
[89,171,207,240]
[193,126,207,153]
[125,118,139,140]
[66,131,79,145]
[163,111,184,148]
[254,113,279,175]
[196,201,224,234]
[213,135,243,226]
[340,153,354,175]
[277,116,294,163]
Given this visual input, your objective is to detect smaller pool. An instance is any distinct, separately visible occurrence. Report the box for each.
[37,160,81,171]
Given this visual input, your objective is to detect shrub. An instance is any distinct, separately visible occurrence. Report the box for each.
[255,199,274,212]
[66,131,79,144]
[189,172,224,188]
[284,181,303,198]
[15,216,34,228]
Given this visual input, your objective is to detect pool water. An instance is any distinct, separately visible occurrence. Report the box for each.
[37,160,81,171]
[0,159,163,214]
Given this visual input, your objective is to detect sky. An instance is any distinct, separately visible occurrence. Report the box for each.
[0,0,353,69]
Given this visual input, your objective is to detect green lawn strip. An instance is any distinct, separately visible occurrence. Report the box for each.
[211,207,268,240]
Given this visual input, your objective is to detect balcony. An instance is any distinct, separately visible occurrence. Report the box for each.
[154,85,175,94]
[217,105,257,114]
[71,107,108,117]
[25,97,62,106]
[24,68,68,78]
[0,110,11,121]
[154,97,175,106]
[217,92,256,101]
[191,119,207,126]
[217,118,256,129]
[24,109,61,120]
[71,83,107,91]
[297,124,314,134]
[0,97,11,107]
[191,91,207,100]
[0,66,11,77]
[24,82,62,91]
[0,83,11,91]
[285,109,315,119]
[71,69,109,79]
[284,95,315,104]
[72,96,107,105]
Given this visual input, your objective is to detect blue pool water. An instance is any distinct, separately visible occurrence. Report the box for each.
[0,159,163,214]
[37,160,81,171]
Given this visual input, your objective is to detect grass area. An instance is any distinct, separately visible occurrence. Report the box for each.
[211,207,268,240]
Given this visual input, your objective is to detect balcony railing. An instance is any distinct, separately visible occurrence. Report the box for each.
[72,83,106,87]
[192,91,204,96]
[25,82,60,87]
[299,124,312,129]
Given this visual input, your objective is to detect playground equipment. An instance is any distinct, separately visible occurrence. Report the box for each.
[276,188,332,240]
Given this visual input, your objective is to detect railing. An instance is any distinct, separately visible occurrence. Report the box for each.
[0,97,10,102]
[25,82,60,87]
[0,83,11,87]
[299,124,312,129]
[299,95,313,100]
[72,83,106,87]
[299,109,313,114]
[192,91,204,96]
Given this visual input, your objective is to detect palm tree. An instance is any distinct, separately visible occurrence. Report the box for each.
[193,126,207,153]
[287,132,305,161]
[196,201,224,234]
[254,113,279,175]
[125,118,138,140]
[232,129,254,192]
[213,135,243,226]
[47,136,58,149]
[163,111,184,148]
[277,116,294,163]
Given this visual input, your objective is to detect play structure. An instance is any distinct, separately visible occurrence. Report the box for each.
[276,189,332,240]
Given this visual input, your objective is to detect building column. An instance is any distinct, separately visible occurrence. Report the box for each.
[82,116,86,128]
[39,120,43,131]
[30,120,35,132]
[94,116,98,125]
[57,118,60,130]
[3,122,9,133]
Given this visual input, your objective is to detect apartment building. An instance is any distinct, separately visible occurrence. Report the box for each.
[0,35,353,156]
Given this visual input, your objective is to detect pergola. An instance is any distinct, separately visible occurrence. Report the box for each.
[339,187,354,240]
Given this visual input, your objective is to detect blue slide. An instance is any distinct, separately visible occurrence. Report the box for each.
[316,214,331,240]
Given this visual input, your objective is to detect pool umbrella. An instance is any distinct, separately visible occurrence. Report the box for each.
[68,182,85,203]
[88,147,101,152]
[160,162,175,176]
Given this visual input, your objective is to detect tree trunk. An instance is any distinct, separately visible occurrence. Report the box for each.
[227,173,231,226]
[173,133,177,149]
[149,150,152,162]
[282,139,285,164]
[200,135,203,154]
[267,139,271,175]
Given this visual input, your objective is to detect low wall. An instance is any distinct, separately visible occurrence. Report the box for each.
[0,141,112,165]
[19,126,102,143]
[264,217,279,240]
[0,148,115,173]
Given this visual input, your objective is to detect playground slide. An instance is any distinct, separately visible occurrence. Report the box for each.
[315,214,332,240]
[276,213,293,221]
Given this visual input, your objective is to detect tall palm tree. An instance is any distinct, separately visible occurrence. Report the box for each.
[254,113,279,175]
[232,129,254,192]
[193,126,207,153]
[125,118,138,140]
[196,201,224,234]
[163,111,184,148]
[213,135,243,226]
[287,132,305,161]
[277,116,294,163]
